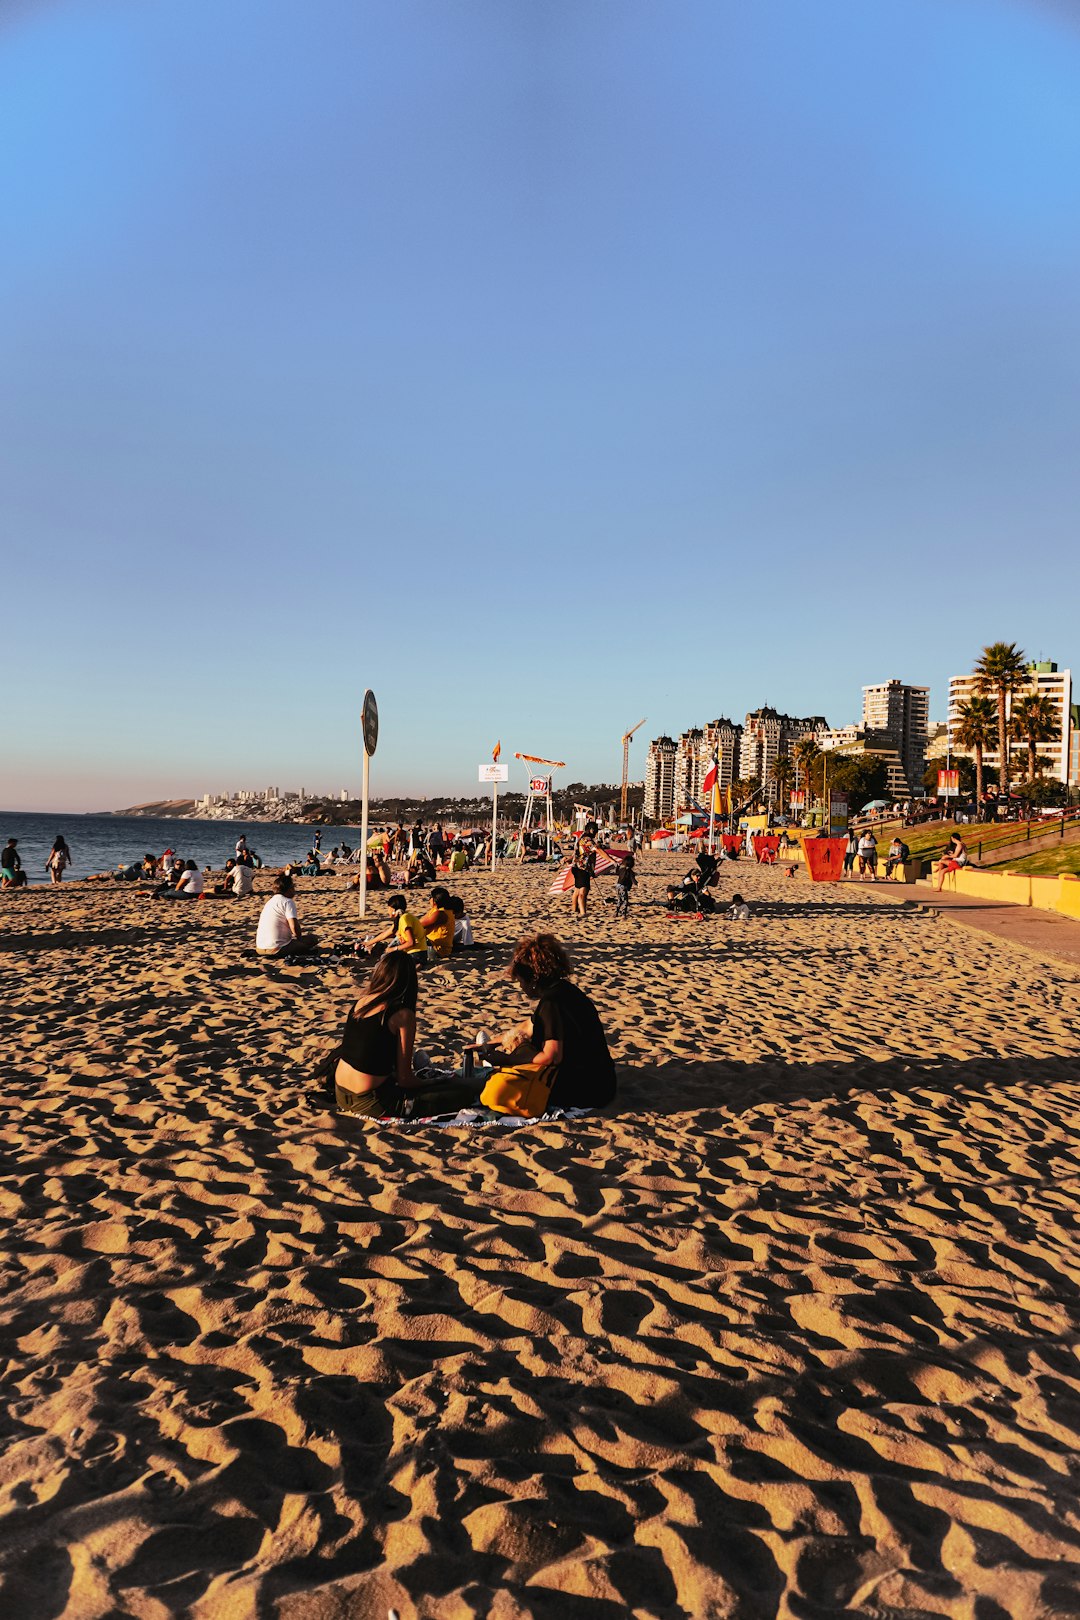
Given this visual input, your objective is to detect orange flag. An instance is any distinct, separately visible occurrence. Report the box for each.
[493,740,501,762]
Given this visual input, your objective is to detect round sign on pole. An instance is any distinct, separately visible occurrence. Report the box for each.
[362,689,379,757]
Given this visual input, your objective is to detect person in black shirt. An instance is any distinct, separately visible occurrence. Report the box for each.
[482,933,616,1111]
[2,839,26,887]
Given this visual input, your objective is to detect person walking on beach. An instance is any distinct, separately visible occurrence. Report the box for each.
[1,838,25,888]
[613,852,635,918]
[46,835,72,883]
[857,830,878,880]
[255,875,317,957]
[570,836,596,918]
[842,830,859,877]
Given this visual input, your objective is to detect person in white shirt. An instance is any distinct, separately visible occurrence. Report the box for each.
[449,895,474,950]
[231,862,255,897]
[156,860,204,900]
[727,894,751,920]
[255,875,316,957]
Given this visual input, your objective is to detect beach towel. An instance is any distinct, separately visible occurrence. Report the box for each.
[372,1106,598,1133]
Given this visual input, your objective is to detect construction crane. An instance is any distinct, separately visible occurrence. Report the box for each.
[619,718,646,824]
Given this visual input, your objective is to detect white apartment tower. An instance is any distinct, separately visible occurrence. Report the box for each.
[675,728,705,810]
[742,708,827,800]
[861,679,930,795]
[948,661,1073,785]
[644,735,677,821]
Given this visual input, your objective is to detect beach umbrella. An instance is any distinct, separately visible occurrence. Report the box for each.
[859,800,890,814]
[548,849,618,893]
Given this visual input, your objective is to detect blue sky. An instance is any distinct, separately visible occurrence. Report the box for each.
[2,0,1077,809]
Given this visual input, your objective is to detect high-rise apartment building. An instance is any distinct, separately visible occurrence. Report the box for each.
[741,708,827,801]
[674,728,705,811]
[702,717,743,798]
[644,735,677,821]
[948,661,1073,785]
[861,679,929,795]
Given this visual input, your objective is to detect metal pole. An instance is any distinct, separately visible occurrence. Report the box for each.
[491,780,498,873]
[359,749,370,919]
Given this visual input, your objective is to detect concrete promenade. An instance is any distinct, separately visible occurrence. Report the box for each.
[856,876,1080,969]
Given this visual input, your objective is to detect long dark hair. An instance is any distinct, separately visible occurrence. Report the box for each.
[354,950,418,1016]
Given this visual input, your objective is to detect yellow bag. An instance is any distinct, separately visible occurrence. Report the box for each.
[480,1061,557,1119]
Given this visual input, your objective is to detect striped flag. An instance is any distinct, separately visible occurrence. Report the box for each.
[701,754,718,796]
[492,740,501,762]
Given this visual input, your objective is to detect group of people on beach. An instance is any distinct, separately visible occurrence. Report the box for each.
[329,932,617,1122]
[2,835,71,887]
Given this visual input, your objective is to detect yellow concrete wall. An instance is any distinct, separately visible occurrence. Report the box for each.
[1057,876,1080,919]
[931,864,1080,919]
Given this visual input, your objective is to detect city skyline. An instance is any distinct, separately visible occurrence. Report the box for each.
[2,0,1078,811]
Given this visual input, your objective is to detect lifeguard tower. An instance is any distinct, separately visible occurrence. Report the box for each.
[515,752,565,860]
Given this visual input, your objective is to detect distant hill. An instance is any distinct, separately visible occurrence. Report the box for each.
[115,800,197,817]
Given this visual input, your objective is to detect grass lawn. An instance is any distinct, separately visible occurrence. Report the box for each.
[997,844,1080,877]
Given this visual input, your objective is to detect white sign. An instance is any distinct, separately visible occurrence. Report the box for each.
[479,763,509,782]
[530,777,550,793]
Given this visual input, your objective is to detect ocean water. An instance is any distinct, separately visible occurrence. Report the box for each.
[0,810,361,885]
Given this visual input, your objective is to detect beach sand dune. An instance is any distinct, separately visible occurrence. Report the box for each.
[3,857,1080,1618]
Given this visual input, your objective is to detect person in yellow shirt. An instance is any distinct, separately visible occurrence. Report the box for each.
[418,886,455,959]
[362,894,428,958]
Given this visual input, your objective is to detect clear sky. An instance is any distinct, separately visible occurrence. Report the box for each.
[2,0,1077,810]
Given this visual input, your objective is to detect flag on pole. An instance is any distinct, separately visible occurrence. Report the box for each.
[493,740,501,762]
[701,754,718,797]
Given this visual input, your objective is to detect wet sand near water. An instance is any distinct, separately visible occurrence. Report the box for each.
[3,855,1080,1618]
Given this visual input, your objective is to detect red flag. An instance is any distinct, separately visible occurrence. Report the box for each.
[493,740,501,762]
[701,755,718,796]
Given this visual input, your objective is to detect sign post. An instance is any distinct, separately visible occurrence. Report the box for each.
[478,762,508,872]
[359,689,378,919]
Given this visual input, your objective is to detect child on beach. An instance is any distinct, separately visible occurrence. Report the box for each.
[613,853,635,917]
[727,894,750,920]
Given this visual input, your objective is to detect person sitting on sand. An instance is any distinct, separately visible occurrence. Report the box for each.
[665,882,700,916]
[361,894,428,959]
[417,886,455,959]
[1,838,26,888]
[230,859,256,896]
[477,934,616,1113]
[448,894,475,950]
[406,848,435,887]
[255,875,317,957]
[727,894,750,920]
[46,835,72,883]
[156,859,204,899]
[332,952,423,1118]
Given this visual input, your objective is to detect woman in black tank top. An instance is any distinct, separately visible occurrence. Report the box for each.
[335,954,419,1117]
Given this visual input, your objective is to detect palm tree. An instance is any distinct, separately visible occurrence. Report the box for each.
[1010,691,1059,787]
[792,737,820,798]
[770,755,793,810]
[973,642,1027,792]
[952,695,996,805]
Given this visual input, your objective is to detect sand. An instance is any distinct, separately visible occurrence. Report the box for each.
[3,855,1080,1619]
